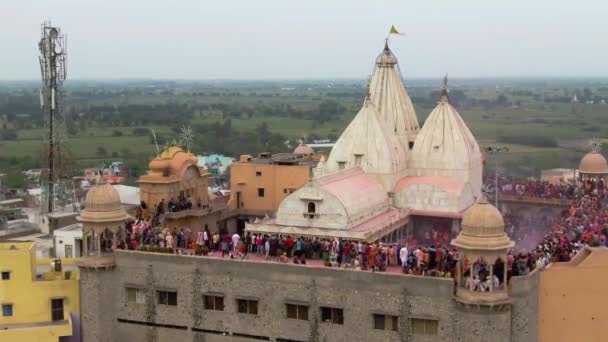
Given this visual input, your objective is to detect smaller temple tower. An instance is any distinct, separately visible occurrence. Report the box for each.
[77,182,128,342]
[451,196,515,342]
[77,183,129,256]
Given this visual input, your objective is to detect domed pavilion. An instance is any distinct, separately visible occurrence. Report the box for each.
[293,142,315,156]
[77,182,129,257]
[578,149,608,181]
[451,196,515,306]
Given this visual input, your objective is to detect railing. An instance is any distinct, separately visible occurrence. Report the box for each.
[494,194,572,206]
[163,200,228,219]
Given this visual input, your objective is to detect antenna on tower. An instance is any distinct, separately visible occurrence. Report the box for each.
[39,21,68,213]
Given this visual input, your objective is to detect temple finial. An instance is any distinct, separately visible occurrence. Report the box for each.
[590,138,601,152]
[384,38,389,51]
[439,73,449,103]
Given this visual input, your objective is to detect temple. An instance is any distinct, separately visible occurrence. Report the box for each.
[138,146,226,233]
[248,43,482,243]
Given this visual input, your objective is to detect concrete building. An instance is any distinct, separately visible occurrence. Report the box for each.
[53,223,83,258]
[538,246,608,342]
[227,152,317,235]
[77,198,538,342]
[197,154,234,177]
[0,241,80,342]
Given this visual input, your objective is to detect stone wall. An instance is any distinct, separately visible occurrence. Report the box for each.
[509,269,540,342]
[79,251,537,342]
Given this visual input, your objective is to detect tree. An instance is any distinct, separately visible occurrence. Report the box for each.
[4,171,28,190]
[132,127,149,136]
[0,130,18,141]
[120,148,132,158]
[96,146,107,156]
[112,130,123,137]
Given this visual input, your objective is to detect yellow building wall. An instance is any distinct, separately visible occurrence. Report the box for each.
[538,249,608,342]
[0,318,73,342]
[229,161,311,213]
[0,242,79,341]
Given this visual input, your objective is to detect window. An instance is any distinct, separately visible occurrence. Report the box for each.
[158,291,177,306]
[286,303,308,320]
[411,318,438,335]
[283,188,287,194]
[354,154,362,167]
[51,298,64,321]
[2,304,12,317]
[258,188,265,197]
[338,162,346,170]
[307,202,316,214]
[1,272,10,280]
[256,171,262,176]
[204,295,224,311]
[236,299,258,315]
[126,287,145,304]
[321,307,343,325]
[373,314,398,331]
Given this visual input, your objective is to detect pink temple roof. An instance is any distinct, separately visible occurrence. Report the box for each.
[316,167,389,218]
[392,176,465,196]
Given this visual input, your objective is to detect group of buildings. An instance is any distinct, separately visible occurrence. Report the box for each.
[2,41,608,342]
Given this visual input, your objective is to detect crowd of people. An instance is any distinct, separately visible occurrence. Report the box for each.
[507,178,608,276]
[490,176,578,200]
[118,177,608,284]
[123,215,459,277]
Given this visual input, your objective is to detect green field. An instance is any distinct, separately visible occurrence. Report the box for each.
[1,79,607,183]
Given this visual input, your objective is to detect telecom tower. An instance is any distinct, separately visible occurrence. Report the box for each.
[39,22,67,214]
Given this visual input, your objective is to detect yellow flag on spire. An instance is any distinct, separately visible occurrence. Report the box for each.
[389,25,403,35]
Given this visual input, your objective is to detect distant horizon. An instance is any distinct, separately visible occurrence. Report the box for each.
[2,75,608,82]
[1,0,607,80]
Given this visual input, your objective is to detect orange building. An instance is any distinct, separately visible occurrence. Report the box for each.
[137,146,227,232]
[138,146,209,210]
[227,151,318,235]
[538,246,608,342]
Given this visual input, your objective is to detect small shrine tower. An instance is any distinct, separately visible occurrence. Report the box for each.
[451,196,515,305]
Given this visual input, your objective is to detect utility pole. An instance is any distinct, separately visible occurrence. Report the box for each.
[485,145,510,207]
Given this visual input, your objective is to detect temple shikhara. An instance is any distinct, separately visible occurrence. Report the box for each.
[248,42,483,244]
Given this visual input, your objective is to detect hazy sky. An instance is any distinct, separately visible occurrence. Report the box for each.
[1,0,606,80]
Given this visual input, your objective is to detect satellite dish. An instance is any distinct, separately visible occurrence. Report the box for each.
[54,45,63,55]
[49,28,59,39]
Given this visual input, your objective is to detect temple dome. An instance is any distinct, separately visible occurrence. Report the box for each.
[294,143,314,156]
[579,151,608,174]
[409,82,483,200]
[78,183,128,223]
[451,197,514,250]
[148,146,199,176]
[319,98,408,190]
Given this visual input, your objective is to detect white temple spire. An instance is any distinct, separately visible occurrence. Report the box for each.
[369,39,419,148]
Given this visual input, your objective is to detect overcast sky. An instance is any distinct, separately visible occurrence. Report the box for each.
[1,0,606,80]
